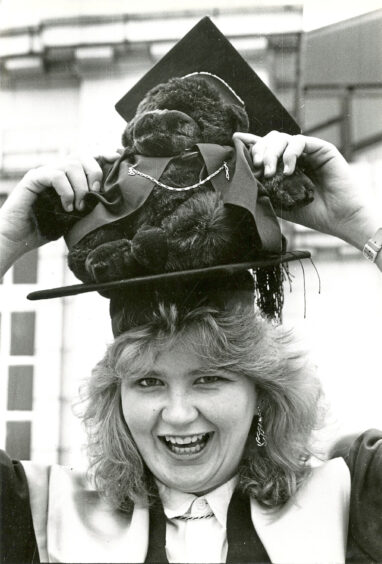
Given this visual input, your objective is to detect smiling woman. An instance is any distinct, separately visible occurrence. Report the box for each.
[81,280,322,513]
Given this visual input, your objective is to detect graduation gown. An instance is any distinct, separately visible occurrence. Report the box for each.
[1,430,381,563]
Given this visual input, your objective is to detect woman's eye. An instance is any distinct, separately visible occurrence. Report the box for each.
[196,376,224,385]
[137,377,163,388]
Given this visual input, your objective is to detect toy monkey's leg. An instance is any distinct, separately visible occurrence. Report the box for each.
[84,239,144,283]
[131,226,168,272]
[70,226,169,284]
[68,227,126,283]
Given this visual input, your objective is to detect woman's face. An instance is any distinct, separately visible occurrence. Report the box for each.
[121,334,257,494]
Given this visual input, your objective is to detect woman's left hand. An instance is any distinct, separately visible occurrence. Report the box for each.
[234,131,382,260]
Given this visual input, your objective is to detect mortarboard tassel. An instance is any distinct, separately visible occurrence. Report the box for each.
[253,265,284,323]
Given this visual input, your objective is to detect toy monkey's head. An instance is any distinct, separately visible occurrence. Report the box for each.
[121,74,249,156]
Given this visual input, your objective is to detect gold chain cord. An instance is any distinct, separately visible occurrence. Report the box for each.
[127,161,230,192]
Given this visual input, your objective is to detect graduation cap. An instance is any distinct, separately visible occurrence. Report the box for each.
[115,16,300,136]
[27,17,310,328]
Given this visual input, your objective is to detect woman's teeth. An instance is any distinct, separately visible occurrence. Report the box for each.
[162,433,211,454]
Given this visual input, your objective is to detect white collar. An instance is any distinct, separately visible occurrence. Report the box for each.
[156,476,238,529]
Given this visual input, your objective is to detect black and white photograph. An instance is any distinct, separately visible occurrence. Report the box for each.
[0,1,381,562]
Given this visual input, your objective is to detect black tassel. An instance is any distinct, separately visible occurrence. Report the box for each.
[253,264,284,323]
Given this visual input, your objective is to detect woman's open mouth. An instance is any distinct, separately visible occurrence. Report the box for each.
[159,432,213,455]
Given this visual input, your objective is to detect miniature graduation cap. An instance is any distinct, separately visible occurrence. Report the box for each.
[115,17,300,136]
[28,17,310,328]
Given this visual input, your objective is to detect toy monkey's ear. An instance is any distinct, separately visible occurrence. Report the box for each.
[121,123,134,148]
[228,104,249,133]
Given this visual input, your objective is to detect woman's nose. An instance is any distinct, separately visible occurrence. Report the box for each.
[161,392,198,426]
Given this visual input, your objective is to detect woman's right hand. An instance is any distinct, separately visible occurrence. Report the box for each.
[234,132,382,258]
[0,153,119,276]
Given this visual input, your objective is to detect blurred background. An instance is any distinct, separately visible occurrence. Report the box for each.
[0,0,381,466]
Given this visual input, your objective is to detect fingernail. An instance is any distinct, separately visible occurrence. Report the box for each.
[264,165,271,176]
[283,164,290,174]
[78,201,85,210]
[92,181,101,191]
[66,203,73,212]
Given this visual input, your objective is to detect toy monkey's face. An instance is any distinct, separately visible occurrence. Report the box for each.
[122,76,249,156]
[133,109,202,156]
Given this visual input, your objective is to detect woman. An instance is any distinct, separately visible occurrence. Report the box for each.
[0,132,381,563]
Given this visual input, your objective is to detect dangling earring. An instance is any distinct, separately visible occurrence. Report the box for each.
[256,406,267,447]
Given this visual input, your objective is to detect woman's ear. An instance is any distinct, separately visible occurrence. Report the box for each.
[228,104,249,133]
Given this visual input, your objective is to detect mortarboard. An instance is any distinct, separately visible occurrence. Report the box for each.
[115,17,300,137]
[27,17,310,323]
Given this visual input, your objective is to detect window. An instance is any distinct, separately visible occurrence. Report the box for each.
[5,421,31,460]
[7,366,34,410]
[10,312,35,355]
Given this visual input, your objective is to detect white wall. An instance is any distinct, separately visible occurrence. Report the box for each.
[284,258,382,445]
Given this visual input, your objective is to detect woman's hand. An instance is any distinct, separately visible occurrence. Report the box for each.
[0,152,119,276]
[234,131,382,257]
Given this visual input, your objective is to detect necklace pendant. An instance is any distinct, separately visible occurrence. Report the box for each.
[128,166,136,176]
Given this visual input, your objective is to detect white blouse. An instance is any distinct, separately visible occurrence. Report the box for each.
[157,477,237,562]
